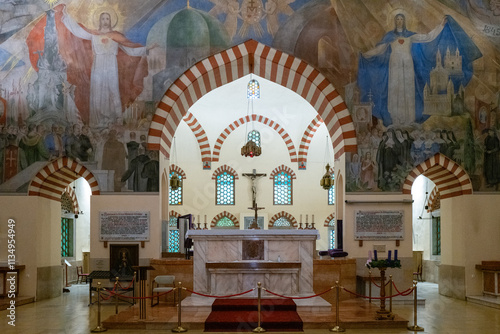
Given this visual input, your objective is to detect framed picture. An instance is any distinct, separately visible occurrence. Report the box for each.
[109,244,139,280]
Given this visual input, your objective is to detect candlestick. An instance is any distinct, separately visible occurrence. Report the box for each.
[388,250,392,260]
[312,214,314,224]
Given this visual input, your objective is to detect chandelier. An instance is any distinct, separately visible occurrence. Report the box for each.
[170,136,182,190]
[320,136,334,189]
[241,76,262,158]
[320,163,334,190]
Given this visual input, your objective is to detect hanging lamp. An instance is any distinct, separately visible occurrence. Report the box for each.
[241,76,262,157]
[320,136,334,189]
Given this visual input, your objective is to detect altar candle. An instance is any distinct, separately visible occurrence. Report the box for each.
[368,250,373,260]
[204,215,207,223]
[306,215,308,224]
[312,215,314,224]
[300,214,302,224]
[388,250,392,260]
[374,250,378,260]
[197,215,200,224]
[394,250,398,261]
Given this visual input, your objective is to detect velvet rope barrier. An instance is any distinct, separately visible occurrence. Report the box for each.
[183,287,255,298]
[117,276,135,290]
[262,287,333,299]
[102,288,175,300]
[391,281,414,296]
[342,286,414,300]
[99,282,119,301]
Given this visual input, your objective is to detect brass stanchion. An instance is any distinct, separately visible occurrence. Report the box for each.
[389,275,393,314]
[407,281,424,331]
[133,271,136,305]
[91,282,107,332]
[330,281,345,332]
[172,282,187,333]
[368,271,372,303]
[115,277,119,315]
[253,282,266,333]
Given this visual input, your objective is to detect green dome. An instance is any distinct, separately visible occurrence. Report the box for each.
[166,8,229,49]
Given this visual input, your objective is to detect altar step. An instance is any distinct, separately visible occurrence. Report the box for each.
[204,298,302,332]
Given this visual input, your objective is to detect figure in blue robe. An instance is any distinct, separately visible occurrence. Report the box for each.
[358,14,482,127]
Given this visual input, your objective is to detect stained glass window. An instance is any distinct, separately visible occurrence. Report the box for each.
[61,218,74,257]
[273,217,292,228]
[216,172,235,205]
[247,79,260,99]
[169,172,183,205]
[328,219,335,249]
[328,177,335,205]
[168,230,180,252]
[248,130,261,147]
[215,216,235,228]
[273,171,292,205]
[168,216,180,252]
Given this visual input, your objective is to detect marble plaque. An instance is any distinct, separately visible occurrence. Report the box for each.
[242,240,264,260]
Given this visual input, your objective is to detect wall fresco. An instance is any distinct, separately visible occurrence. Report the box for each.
[0,0,499,193]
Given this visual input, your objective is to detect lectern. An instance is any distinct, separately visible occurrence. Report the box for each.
[132,265,155,319]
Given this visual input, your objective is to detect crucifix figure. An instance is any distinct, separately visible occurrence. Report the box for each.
[242,169,266,229]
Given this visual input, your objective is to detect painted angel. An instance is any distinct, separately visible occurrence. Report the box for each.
[209,0,240,40]
[264,0,295,37]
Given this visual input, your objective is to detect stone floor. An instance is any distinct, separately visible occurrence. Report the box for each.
[0,282,500,333]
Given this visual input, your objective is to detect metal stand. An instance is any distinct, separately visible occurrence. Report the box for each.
[389,275,393,314]
[376,267,394,320]
[253,282,266,333]
[407,281,424,331]
[172,282,187,333]
[330,281,345,332]
[91,282,107,332]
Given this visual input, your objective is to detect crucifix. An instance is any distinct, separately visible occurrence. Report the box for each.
[242,169,266,229]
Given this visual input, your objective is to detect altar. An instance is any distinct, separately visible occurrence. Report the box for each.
[186,229,319,297]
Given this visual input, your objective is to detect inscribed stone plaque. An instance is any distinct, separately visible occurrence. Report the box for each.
[242,240,264,260]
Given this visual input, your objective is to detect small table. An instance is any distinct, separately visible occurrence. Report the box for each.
[132,266,155,319]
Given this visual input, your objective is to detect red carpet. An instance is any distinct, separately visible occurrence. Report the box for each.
[204,298,303,332]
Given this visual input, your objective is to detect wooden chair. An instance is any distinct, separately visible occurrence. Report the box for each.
[413,264,423,282]
[76,266,89,284]
[151,275,175,307]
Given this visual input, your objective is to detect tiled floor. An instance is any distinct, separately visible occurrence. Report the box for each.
[1,282,500,333]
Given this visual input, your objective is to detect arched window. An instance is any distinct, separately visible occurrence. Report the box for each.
[168,215,180,252]
[216,171,235,205]
[273,171,292,205]
[169,172,183,205]
[247,78,260,99]
[215,216,236,228]
[273,217,292,229]
[328,218,335,249]
[248,130,261,147]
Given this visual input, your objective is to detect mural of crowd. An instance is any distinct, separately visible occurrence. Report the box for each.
[0,0,500,193]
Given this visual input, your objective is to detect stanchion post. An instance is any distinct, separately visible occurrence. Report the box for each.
[330,281,345,332]
[115,277,119,315]
[133,271,136,305]
[368,270,372,303]
[172,282,187,333]
[91,282,107,332]
[407,281,424,332]
[389,275,393,314]
[253,282,266,333]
